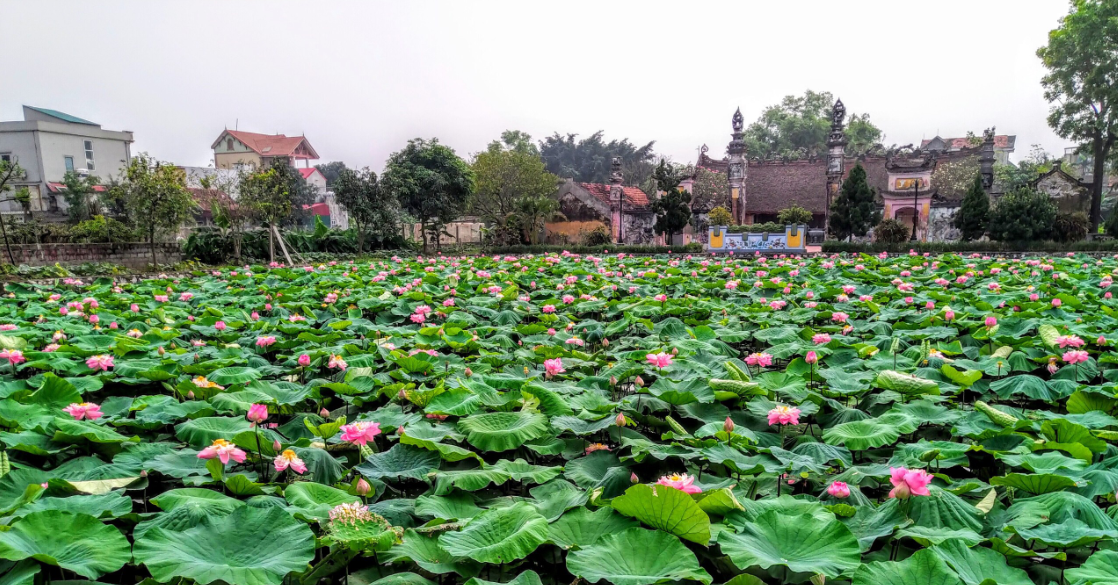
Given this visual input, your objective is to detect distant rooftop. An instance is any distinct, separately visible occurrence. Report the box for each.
[23,105,97,126]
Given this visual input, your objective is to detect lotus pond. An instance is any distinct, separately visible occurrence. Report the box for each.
[3,251,1118,585]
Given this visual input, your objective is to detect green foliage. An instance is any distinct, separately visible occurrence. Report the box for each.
[954,174,990,241]
[333,167,401,252]
[743,90,882,159]
[184,227,406,264]
[539,131,656,185]
[114,153,196,265]
[649,160,692,240]
[70,215,142,244]
[1052,211,1090,242]
[690,168,729,213]
[582,225,613,246]
[314,161,349,186]
[60,171,103,223]
[382,138,475,252]
[994,144,1054,192]
[828,163,880,240]
[930,157,979,201]
[776,204,813,225]
[1037,0,1118,231]
[708,206,733,226]
[987,188,1057,242]
[471,133,560,246]
[822,238,1118,253]
[873,219,912,244]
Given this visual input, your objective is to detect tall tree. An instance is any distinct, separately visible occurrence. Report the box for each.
[240,161,301,262]
[60,171,102,223]
[314,161,349,186]
[828,163,880,241]
[115,154,196,266]
[199,171,251,262]
[953,174,991,241]
[744,90,883,159]
[1037,0,1118,232]
[538,131,656,185]
[649,160,692,243]
[381,138,474,252]
[333,167,400,252]
[471,133,559,245]
[994,144,1054,191]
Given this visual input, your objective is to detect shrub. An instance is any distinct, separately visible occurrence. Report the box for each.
[777,204,813,225]
[1052,212,1089,243]
[987,188,1057,242]
[874,219,912,244]
[582,225,613,246]
[708,206,733,226]
[725,222,785,234]
[953,174,990,241]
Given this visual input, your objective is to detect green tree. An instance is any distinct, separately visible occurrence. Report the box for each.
[929,157,980,200]
[777,204,813,225]
[688,167,729,213]
[313,161,349,186]
[708,206,733,226]
[239,161,302,262]
[61,171,102,223]
[743,90,883,159]
[115,154,196,266]
[987,188,1057,242]
[333,167,400,252]
[0,158,28,264]
[1037,0,1118,232]
[381,138,475,252]
[828,163,880,241]
[953,174,991,241]
[994,144,1054,191]
[471,134,559,245]
[538,131,656,185]
[649,160,691,242]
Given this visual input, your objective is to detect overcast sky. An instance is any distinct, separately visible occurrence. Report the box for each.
[2,0,1073,172]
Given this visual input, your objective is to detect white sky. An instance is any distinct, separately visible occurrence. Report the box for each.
[1,0,1073,172]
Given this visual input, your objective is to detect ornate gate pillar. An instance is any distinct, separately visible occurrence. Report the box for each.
[727,108,747,224]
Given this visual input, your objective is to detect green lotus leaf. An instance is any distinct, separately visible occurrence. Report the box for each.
[0,511,130,579]
[610,483,711,545]
[438,503,548,564]
[14,492,131,519]
[134,506,315,585]
[355,444,441,481]
[566,527,712,585]
[457,412,549,452]
[990,473,1077,494]
[175,417,253,448]
[284,482,359,521]
[383,529,480,577]
[414,492,483,521]
[1067,550,1118,585]
[463,570,543,585]
[208,366,263,386]
[823,418,902,450]
[853,548,963,585]
[717,511,861,577]
[930,540,1034,585]
[548,506,640,549]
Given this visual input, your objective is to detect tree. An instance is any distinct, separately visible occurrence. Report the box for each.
[649,160,691,242]
[333,167,401,252]
[240,160,304,262]
[988,188,1057,242]
[115,154,196,266]
[708,206,733,226]
[953,174,991,241]
[743,90,883,159]
[0,158,27,264]
[201,170,252,262]
[929,157,980,200]
[688,167,729,214]
[777,204,813,225]
[994,144,1054,191]
[828,163,880,240]
[538,131,656,185]
[313,161,349,187]
[471,133,559,245]
[61,171,102,223]
[1038,0,1118,232]
[381,138,474,252]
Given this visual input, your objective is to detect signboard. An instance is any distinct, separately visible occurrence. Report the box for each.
[706,225,807,253]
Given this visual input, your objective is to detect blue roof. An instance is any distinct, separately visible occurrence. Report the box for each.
[25,106,96,125]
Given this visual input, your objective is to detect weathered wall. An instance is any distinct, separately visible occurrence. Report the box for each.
[928,206,961,242]
[622,212,656,245]
[544,221,606,245]
[1036,174,1090,215]
[0,243,182,268]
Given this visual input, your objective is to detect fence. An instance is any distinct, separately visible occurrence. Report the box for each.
[0,242,183,268]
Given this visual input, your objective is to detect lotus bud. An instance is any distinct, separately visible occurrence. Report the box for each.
[398,389,407,400]
[634,376,644,387]
[273,439,282,451]
[158,346,165,356]
[671,347,678,356]
[140,470,148,478]
[187,390,195,400]
[723,417,735,433]
[810,576,826,585]
[602,338,609,347]
[610,376,618,386]
[630,472,639,483]
[355,477,371,496]
[616,412,626,427]
[465,367,473,377]
[320,407,330,418]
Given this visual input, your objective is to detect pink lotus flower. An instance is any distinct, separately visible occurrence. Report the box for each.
[805,351,818,364]
[198,438,247,465]
[273,449,307,474]
[247,404,269,424]
[985,315,997,328]
[831,312,849,323]
[654,294,667,302]
[1052,298,1062,307]
[298,354,311,367]
[746,352,773,368]
[888,467,933,498]
[585,443,611,454]
[214,321,226,331]
[827,481,850,498]
[355,478,372,495]
[86,354,113,371]
[544,358,565,377]
[812,333,831,345]
[328,354,348,370]
[0,324,16,331]
[767,405,801,425]
[255,336,276,347]
[656,473,702,494]
[646,352,673,368]
[1057,335,1085,348]
[339,421,382,446]
[1063,350,1089,364]
[542,304,555,314]
[180,292,194,302]
[410,313,426,324]
[63,402,103,420]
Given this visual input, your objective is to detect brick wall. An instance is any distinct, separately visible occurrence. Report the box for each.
[0,243,183,269]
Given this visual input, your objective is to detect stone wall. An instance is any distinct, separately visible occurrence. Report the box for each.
[928,206,961,242]
[0,243,183,268]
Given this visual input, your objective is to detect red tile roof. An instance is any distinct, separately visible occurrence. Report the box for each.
[578,183,650,208]
[47,182,106,193]
[187,188,234,209]
[301,202,330,215]
[921,135,1014,150]
[213,130,319,159]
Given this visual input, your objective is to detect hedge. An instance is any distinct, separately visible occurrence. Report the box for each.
[487,243,704,255]
[821,239,1118,254]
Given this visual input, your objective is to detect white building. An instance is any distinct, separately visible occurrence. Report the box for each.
[0,106,134,215]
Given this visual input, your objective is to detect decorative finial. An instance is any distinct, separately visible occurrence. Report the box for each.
[831,99,846,127]
[732,108,744,133]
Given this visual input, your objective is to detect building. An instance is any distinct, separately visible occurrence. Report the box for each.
[210,130,319,171]
[549,176,655,245]
[922,134,1016,164]
[1031,162,1091,215]
[298,167,349,229]
[0,106,134,215]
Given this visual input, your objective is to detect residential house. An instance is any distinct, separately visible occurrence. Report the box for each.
[297,167,349,229]
[548,179,655,245]
[0,106,134,215]
[922,134,1016,164]
[210,130,319,172]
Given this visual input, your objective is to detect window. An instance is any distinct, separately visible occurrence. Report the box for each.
[64,156,74,172]
[0,154,10,164]
[84,140,95,171]
[226,138,234,151]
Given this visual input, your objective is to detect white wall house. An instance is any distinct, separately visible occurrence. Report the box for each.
[0,106,134,215]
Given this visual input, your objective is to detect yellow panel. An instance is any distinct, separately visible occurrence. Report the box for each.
[709,228,724,248]
[731,187,739,200]
[786,231,802,248]
[884,203,892,218]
